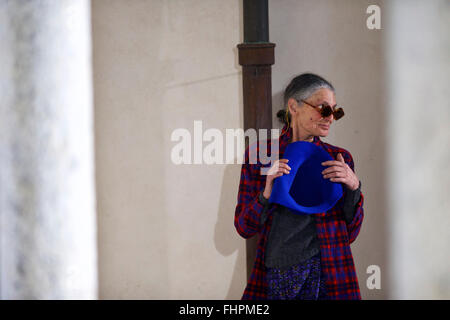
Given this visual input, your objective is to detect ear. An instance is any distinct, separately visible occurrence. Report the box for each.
[287,98,299,115]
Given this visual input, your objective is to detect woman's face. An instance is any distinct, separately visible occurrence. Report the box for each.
[288,88,336,138]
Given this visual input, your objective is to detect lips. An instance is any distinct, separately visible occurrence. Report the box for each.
[318,124,330,130]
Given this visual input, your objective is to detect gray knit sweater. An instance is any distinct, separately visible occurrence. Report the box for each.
[258,181,362,268]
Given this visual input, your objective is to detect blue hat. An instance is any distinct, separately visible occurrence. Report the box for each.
[269,141,343,215]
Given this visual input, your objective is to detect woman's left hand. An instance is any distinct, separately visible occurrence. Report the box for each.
[321,153,359,191]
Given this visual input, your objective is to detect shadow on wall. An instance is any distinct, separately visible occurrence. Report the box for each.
[213,23,247,298]
[214,92,282,300]
[214,163,247,300]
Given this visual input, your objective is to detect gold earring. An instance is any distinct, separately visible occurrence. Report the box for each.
[281,106,290,136]
[285,106,290,130]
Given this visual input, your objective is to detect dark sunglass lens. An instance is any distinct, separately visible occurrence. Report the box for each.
[321,105,332,117]
[334,108,344,120]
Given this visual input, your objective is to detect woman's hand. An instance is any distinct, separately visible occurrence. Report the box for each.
[263,159,291,199]
[321,153,359,190]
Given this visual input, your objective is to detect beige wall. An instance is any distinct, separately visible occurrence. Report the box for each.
[93,0,388,300]
[92,0,245,299]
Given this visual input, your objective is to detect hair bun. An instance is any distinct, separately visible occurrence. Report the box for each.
[276,109,288,124]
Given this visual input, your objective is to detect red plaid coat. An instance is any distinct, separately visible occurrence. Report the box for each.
[234,125,364,300]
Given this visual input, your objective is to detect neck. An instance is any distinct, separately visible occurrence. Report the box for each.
[290,125,314,143]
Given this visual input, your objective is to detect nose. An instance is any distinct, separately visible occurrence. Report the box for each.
[324,113,334,123]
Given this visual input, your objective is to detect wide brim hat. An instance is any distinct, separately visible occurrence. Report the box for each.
[269,141,343,214]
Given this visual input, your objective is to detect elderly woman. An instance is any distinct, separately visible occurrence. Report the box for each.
[234,73,364,300]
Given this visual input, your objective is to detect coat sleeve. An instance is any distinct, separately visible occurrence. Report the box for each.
[341,151,364,244]
[234,147,266,239]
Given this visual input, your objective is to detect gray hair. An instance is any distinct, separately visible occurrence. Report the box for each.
[278,73,335,125]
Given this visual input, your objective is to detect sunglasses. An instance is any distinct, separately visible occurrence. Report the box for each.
[299,99,345,120]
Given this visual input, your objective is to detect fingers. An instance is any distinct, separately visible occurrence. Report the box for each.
[323,170,346,179]
[321,160,346,167]
[278,163,291,171]
[322,159,348,180]
[267,159,291,176]
[320,154,358,189]
[321,166,343,175]
[267,168,289,179]
[272,159,291,172]
[275,165,290,175]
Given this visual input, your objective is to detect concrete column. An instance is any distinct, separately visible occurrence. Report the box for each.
[0,0,97,299]
[386,0,450,299]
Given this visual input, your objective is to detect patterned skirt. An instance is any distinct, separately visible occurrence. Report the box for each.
[266,253,328,300]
